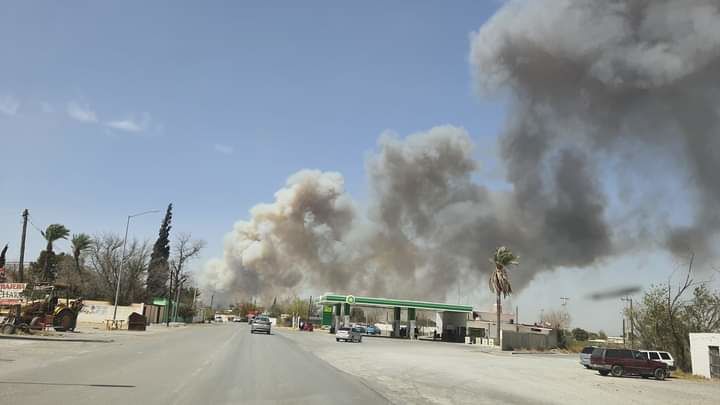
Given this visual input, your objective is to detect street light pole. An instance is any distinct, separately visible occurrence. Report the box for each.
[112,210,160,325]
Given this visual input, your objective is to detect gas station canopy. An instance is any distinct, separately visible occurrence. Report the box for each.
[318,293,473,313]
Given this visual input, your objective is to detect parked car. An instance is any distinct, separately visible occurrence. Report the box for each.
[336,326,363,343]
[250,315,271,334]
[640,350,676,374]
[365,325,381,335]
[579,346,596,368]
[590,348,668,380]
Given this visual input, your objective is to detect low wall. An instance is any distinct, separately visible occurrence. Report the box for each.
[77,300,144,328]
[502,330,558,351]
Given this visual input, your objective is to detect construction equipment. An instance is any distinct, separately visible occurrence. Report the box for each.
[0,283,84,334]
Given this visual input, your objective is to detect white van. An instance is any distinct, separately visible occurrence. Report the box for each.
[640,350,675,373]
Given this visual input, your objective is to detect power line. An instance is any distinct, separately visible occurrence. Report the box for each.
[26,215,46,236]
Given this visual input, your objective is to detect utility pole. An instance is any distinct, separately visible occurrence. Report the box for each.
[18,209,28,282]
[515,305,519,332]
[621,296,634,349]
[622,316,626,348]
[560,297,569,307]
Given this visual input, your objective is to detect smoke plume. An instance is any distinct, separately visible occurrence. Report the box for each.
[202,0,720,302]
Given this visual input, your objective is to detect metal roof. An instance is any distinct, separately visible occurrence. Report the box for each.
[318,293,473,313]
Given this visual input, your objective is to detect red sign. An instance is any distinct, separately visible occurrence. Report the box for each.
[0,283,27,305]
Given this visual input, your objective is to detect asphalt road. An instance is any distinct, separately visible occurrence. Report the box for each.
[0,324,387,405]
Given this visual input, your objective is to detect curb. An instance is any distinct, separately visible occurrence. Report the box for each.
[0,335,113,343]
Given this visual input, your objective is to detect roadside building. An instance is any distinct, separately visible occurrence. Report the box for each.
[690,333,720,379]
[466,310,555,349]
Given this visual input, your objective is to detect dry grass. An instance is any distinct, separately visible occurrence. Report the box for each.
[670,370,713,382]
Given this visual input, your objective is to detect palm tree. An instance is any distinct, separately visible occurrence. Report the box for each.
[71,234,92,274]
[70,234,92,291]
[489,246,519,348]
[40,224,70,282]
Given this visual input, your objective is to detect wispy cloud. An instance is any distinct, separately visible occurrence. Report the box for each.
[214,144,234,155]
[0,95,20,116]
[67,102,97,123]
[106,113,151,133]
[107,119,142,132]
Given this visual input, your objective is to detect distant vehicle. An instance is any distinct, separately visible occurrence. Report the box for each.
[579,346,596,368]
[336,326,363,343]
[233,317,243,322]
[353,325,367,334]
[365,325,381,335]
[590,348,668,380]
[250,315,271,334]
[640,350,675,374]
[214,315,223,323]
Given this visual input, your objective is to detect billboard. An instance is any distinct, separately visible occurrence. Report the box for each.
[0,283,27,305]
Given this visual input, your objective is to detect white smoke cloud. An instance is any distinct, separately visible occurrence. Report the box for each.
[202,1,720,303]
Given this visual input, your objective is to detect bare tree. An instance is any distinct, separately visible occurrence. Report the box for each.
[87,233,151,305]
[542,309,571,330]
[167,233,205,324]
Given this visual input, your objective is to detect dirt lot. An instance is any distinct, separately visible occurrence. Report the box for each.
[280,328,720,405]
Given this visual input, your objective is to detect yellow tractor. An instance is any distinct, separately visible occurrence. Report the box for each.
[0,284,83,334]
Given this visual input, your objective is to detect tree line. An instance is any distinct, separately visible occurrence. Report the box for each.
[1,204,205,311]
[628,254,720,372]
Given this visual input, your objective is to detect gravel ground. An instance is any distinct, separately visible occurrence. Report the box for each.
[280,327,720,405]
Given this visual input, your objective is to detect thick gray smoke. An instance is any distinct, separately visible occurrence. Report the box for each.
[202,0,720,302]
[470,0,720,260]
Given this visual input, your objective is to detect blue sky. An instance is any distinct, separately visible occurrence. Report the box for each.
[1,2,713,334]
[0,1,503,260]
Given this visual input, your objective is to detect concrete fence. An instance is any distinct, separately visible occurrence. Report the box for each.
[501,330,558,351]
[76,300,144,329]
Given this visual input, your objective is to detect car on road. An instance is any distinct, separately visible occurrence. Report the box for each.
[250,315,272,334]
[640,350,675,374]
[579,346,597,368]
[365,325,381,335]
[590,348,668,380]
[336,326,363,343]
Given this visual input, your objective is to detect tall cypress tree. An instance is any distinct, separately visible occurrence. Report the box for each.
[146,203,172,301]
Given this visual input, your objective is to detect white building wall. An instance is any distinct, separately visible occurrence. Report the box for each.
[77,300,144,327]
[689,333,720,379]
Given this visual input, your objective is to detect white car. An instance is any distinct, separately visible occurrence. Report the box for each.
[250,315,272,334]
[640,350,675,373]
[335,326,363,343]
[579,346,596,368]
